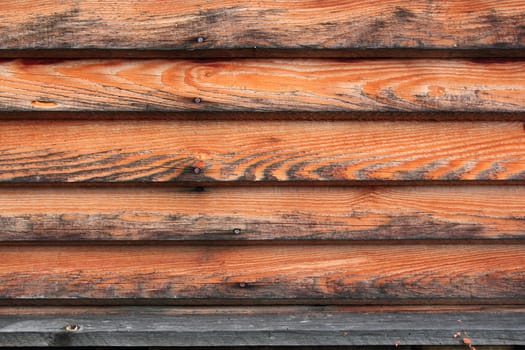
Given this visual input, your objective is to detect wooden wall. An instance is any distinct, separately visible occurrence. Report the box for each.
[0,1,524,347]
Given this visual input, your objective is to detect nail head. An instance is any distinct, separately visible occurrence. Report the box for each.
[197,37,205,43]
[193,97,202,104]
[233,228,241,235]
[65,324,80,332]
[193,167,202,174]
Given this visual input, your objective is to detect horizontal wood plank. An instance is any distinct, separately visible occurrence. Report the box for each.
[2,186,525,241]
[2,120,525,182]
[1,59,525,112]
[0,307,524,346]
[1,1,524,54]
[1,245,524,302]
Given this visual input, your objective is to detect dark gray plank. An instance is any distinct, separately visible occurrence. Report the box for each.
[0,307,524,347]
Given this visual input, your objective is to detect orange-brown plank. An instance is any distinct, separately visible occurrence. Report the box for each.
[2,120,525,182]
[0,1,524,53]
[1,245,524,302]
[2,186,525,241]
[1,59,525,112]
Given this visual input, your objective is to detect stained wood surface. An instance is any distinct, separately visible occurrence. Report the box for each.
[3,1,525,348]
[0,307,524,347]
[1,245,524,302]
[2,120,525,182]
[1,59,525,112]
[2,186,525,241]
[1,1,525,54]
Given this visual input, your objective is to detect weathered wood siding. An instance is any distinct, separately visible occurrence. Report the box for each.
[1,59,525,112]
[2,186,525,241]
[1,0,525,56]
[0,0,524,347]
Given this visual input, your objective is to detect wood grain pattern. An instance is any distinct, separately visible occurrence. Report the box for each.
[1,59,525,112]
[3,120,525,182]
[0,308,524,346]
[1,245,524,302]
[3,1,525,346]
[1,1,524,52]
[2,186,525,241]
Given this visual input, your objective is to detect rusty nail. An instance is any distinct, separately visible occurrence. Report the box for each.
[233,228,241,235]
[64,324,80,332]
[193,97,202,104]
[193,167,202,174]
[196,36,204,43]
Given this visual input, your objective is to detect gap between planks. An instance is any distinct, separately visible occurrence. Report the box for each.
[3,49,525,59]
[1,111,525,122]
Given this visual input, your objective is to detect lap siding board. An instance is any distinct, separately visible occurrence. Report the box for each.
[1,59,524,112]
[0,0,524,347]
[1,1,524,54]
[1,186,525,241]
[1,245,524,301]
[2,121,525,182]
